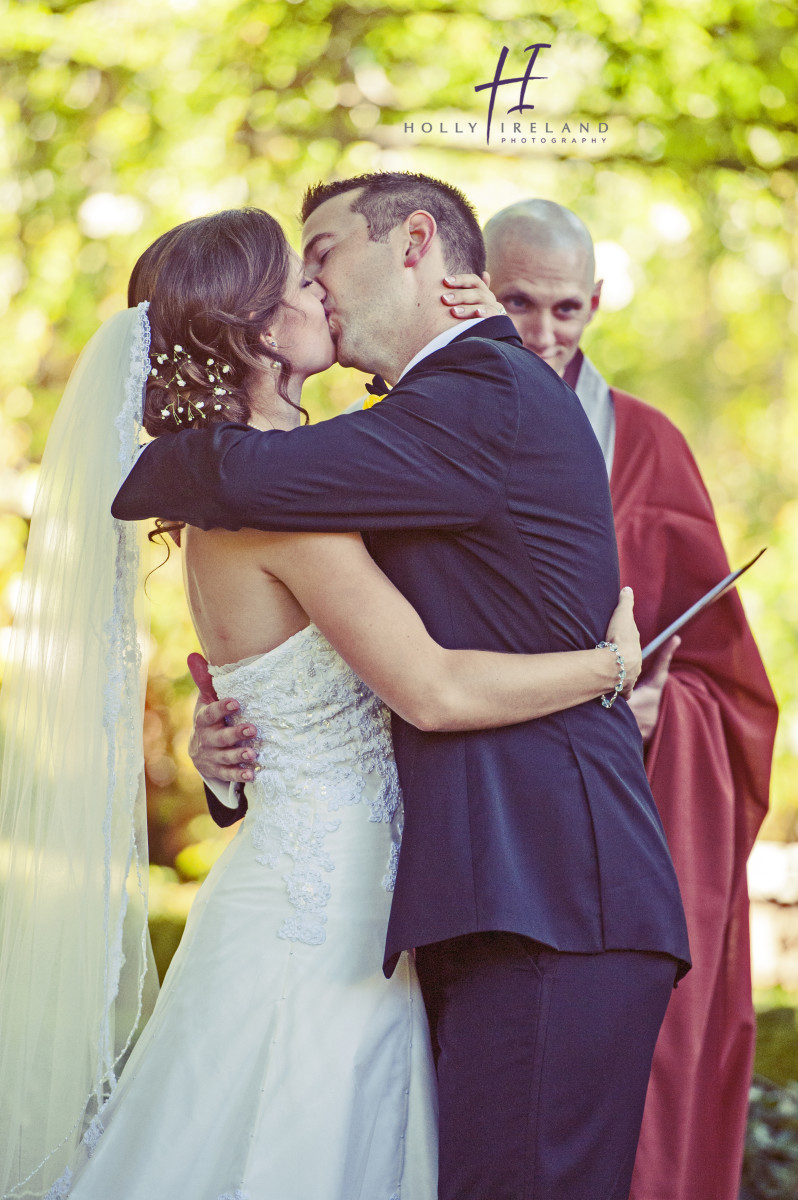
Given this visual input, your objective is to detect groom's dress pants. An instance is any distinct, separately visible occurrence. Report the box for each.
[415,932,677,1200]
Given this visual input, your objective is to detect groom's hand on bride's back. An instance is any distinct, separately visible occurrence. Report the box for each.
[187,652,258,784]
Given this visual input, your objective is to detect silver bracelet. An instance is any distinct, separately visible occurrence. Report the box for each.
[596,641,626,709]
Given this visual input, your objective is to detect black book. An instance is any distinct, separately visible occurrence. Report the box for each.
[641,548,766,662]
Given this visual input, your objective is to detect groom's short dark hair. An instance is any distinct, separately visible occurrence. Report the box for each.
[301,172,486,276]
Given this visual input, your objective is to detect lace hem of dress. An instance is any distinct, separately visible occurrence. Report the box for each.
[82,1118,104,1158]
[43,1171,247,1200]
[41,1113,106,1198]
[43,1170,248,1200]
[43,1168,72,1200]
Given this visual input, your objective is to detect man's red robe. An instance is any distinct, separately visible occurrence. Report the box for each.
[608,390,778,1200]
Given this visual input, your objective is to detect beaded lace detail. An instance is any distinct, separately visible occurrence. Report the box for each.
[82,1118,104,1158]
[43,1169,72,1200]
[209,626,402,946]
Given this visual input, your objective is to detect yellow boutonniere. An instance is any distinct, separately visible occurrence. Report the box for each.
[363,374,391,408]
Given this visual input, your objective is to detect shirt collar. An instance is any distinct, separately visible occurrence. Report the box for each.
[397,318,487,382]
[572,351,616,476]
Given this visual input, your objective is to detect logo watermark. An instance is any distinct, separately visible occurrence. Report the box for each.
[474,43,550,146]
[397,41,610,151]
[401,119,608,147]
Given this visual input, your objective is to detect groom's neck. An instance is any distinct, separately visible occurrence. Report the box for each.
[379,309,464,386]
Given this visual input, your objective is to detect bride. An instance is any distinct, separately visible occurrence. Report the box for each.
[0,207,640,1200]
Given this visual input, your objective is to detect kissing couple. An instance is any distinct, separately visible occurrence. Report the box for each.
[0,171,689,1200]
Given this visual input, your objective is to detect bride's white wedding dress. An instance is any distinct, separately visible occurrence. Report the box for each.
[63,624,438,1200]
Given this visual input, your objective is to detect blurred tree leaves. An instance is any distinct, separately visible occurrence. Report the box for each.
[1,0,796,873]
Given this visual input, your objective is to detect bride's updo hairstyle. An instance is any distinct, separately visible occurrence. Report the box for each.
[129,208,304,437]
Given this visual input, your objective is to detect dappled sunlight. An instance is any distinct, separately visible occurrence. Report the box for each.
[0,0,795,871]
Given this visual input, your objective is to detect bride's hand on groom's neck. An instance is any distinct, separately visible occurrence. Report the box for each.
[440,273,505,320]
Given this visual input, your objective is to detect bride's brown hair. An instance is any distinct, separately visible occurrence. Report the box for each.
[128,208,306,437]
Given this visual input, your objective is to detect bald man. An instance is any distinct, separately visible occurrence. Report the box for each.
[485,199,778,1200]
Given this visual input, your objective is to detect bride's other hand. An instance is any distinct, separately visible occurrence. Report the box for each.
[187,652,258,784]
[603,587,642,698]
[440,272,506,319]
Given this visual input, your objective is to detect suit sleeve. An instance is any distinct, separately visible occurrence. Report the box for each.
[112,344,518,532]
[204,781,248,827]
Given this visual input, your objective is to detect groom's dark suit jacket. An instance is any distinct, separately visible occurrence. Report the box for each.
[114,316,690,978]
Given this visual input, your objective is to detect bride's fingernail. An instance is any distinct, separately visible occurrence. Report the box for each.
[242,770,254,781]
[242,726,255,737]
[226,701,238,712]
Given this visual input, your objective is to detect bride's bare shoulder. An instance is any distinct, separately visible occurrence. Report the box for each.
[181,525,313,663]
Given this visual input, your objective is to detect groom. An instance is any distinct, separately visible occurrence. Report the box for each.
[113,172,690,1200]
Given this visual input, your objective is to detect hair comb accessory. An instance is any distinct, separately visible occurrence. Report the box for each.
[149,345,234,424]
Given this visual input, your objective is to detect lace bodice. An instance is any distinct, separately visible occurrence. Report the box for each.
[208,625,402,946]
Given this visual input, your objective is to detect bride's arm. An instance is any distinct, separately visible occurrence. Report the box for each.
[261,531,637,733]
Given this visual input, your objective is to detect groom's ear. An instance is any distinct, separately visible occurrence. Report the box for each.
[403,210,437,269]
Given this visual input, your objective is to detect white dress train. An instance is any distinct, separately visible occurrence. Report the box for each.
[60,625,438,1200]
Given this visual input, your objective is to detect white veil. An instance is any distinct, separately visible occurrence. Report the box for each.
[0,304,157,1198]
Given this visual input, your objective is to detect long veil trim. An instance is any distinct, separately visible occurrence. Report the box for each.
[0,304,156,1198]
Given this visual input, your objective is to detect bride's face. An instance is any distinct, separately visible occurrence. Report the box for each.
[269,253,336,379]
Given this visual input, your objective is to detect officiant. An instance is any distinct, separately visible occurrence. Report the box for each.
[483,198,778,1200]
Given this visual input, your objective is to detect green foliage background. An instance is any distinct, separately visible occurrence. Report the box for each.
[1,0,796,934]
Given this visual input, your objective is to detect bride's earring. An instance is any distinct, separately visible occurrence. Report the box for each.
[265,334,280,367]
